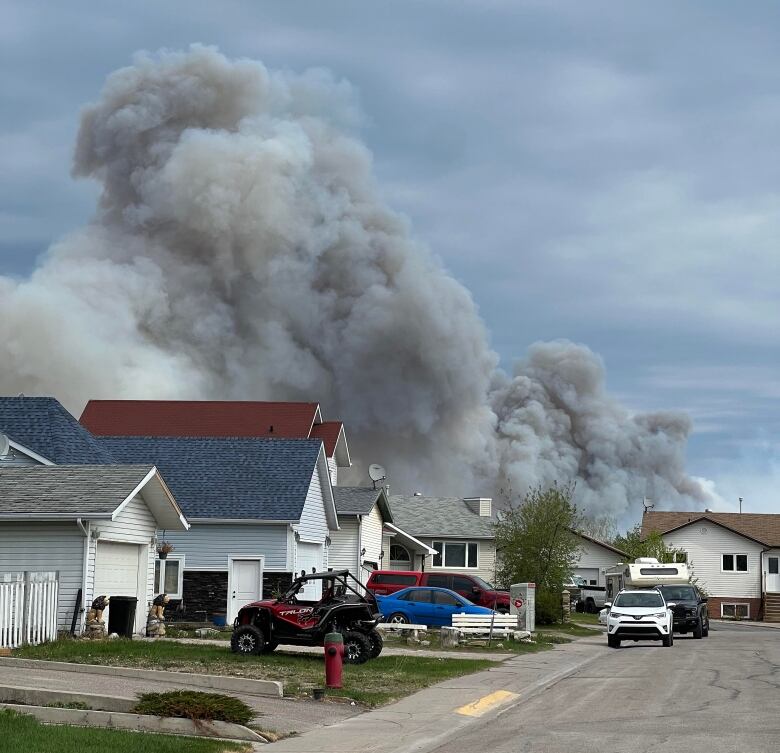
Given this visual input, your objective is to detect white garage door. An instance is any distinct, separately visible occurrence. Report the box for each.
[574,567,600,586]
[94,542,141,596]
[296,542,324,600]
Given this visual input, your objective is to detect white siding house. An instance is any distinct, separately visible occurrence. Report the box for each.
[0,465,188,635]
[572,533,628,587]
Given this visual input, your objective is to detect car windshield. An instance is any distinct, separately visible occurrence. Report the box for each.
[471,576,495,590]
[658,586,696,600]
[614,592,665,608]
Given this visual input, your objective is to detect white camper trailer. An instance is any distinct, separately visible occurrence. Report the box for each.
[605,557,690,601]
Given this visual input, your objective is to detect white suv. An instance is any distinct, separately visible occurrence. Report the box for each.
[605,589,675,648]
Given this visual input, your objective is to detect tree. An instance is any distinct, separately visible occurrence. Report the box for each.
[612,524,686,563]
[495,483,582,624]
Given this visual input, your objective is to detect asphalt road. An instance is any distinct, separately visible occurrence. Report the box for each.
[428,623,780,753]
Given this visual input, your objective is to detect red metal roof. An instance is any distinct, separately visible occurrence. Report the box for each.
[310,421,344,457]
[80,400,320,441]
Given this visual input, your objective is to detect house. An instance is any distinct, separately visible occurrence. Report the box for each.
[330,487,435,583]
[571,532,628,587]
[0,396,115,466]
[99,435,338,621]
[642,510,780,621]
[80,400,351,485]
[0,464,189,635]
[386,496,498,583]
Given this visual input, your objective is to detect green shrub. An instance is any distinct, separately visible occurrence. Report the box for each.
[534,588,564,625]
[132,690,253,726]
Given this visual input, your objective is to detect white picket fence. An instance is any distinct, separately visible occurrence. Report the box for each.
[0,572,59,648]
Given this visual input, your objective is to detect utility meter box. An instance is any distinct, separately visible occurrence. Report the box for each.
[510,582,536,632]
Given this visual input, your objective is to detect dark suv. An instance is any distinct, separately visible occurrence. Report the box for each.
[656,584,709,638]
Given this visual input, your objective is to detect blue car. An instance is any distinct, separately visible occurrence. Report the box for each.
[376,586,494,627]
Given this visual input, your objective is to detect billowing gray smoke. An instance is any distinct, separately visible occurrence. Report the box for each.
[0,46,712,522]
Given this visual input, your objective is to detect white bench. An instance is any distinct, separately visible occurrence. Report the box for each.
[442,614,530,645]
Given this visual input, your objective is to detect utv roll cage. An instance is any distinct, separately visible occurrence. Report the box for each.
[276,569,379,608]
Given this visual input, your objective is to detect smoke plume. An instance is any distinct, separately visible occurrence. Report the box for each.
[0,46,712,522]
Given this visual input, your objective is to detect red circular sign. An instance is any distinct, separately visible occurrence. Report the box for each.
[514,598,524,608]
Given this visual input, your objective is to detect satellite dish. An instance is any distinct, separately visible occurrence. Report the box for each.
[0,433,9,457]
[368,464,386,483]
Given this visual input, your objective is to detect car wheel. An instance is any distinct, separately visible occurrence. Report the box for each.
[368,629,384,659]
[607,634,620,648]
[342,630,372,664]
[693,617,703,639]
[702,620,710,637]
[231,625,266,655]
[386,612,409,625]
[575,601,585,613]
[261,641,278,654]
[585,599,597,614]
[662,633,673,647]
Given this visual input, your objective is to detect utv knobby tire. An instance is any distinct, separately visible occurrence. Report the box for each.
[368,629,384,659]
[342,630,372,664]
[231,625,266,655]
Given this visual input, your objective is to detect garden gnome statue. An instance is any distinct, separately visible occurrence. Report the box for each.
[84,595,109,638]
[146,593,170,637]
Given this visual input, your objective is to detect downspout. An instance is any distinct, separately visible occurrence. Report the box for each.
[356,515,363,578]
[76,518,90,634]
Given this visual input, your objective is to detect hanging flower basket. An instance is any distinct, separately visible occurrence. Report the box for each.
[157,541,174,560]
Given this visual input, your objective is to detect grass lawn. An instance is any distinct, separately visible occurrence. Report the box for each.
[15,639,494,707]
[0,709,247,753]
[569,612,601,625]
[535,622,601,637]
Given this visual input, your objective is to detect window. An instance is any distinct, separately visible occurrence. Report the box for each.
[154,557,183,599]
[434,591,462,606]
[721,603,749,619]
[426,574,450,588]
[613,592,665,608]
[769,558,779,575]
[401,589,433,603]
[452,576,476,592]
[722,554,748,572]
[639,567,680,576]
[431,541,479,569]
[373,573,417,585]
[389,544,410,563]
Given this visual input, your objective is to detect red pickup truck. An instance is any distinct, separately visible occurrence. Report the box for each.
[366,570,510,612]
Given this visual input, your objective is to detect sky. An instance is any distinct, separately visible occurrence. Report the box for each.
[2,1,779,512]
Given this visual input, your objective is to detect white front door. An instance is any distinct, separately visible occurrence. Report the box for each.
[229,559,262,622]
[296,542,323,600]
[767,555,780,592]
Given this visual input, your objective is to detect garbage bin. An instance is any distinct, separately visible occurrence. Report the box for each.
[108,596,138,638]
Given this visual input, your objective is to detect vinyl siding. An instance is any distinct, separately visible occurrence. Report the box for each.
[0,523,85,632]
[663,523,763,599]
[162,524,289,571]
[329,517,359,572]
[327,457,338,486]
[574,539,625,587]
[294,464,329,544]
[362,505,384,566]
[420,537,497,583]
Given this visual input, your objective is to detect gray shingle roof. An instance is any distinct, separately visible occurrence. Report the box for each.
[99,436,322,520]
[0,465,154,517]
[0,397,115,464]
[334,487,392,521]
[388,496,496,539]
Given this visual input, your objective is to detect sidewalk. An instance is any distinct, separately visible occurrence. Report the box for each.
[268,636,604,753]
[0,662,356,736]
[711,618,780,630]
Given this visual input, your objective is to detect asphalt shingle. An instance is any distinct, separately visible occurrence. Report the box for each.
[0,397,116,464]
[334,487,392,521]
[99,436,322,520]
[388,496,496,538]
[0,465,154,517]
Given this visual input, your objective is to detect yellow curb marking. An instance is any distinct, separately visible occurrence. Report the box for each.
[456,689,520,717]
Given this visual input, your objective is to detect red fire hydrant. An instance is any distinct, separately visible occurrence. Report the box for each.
[324,632,344,689]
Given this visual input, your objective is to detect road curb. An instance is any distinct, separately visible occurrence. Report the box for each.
[0,657,283,698]
[0,702,267,742]
[0,684,134,712]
